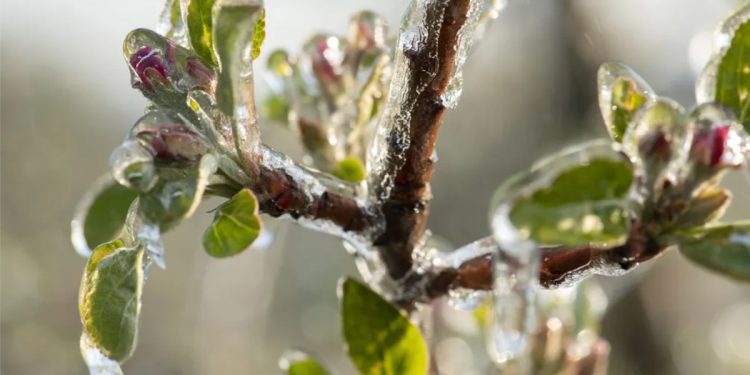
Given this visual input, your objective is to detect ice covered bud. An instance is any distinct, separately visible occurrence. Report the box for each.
[136,124,206,163]
[129,46,169,92]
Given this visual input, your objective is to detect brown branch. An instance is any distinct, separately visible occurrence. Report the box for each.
[373,0,473,280]
[419,223,667,301]
[233,145,378,235]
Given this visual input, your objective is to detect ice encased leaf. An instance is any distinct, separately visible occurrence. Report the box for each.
[597,63,654,143]
[71,175,139,258]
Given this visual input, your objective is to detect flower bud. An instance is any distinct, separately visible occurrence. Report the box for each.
[137,124,206,163]
[687,104,746,170]
[129,46,169,92]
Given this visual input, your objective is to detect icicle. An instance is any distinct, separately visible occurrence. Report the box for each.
[489,201,539,372]
[80,333,124,375]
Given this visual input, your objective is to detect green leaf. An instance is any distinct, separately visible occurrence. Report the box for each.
[72,176,139,256]
[186,0,218,66]
[203,188,262,257]
[339,278,428,375]
[714,10,750,131]
[279,350,330,375]
[251,9,266,60]
[673,186,732,228]
[676,222,750,281]
[79,240,145,362]
[139,154,216,230]
[333,157,366,183]
[213,1,264,116]
[509,158,634,247]
[597,63,653,142]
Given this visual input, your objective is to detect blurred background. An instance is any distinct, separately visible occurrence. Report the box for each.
[2,0,750,374]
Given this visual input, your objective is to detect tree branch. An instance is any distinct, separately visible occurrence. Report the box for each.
[371,0,473,280]
[418,223,667,302]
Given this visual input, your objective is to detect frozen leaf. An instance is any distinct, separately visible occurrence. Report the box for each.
[597,63,654,142]
[203,188,261,257]
[498,145,634,248]
[696,4,750,131]
[212,0,264,162]
[339,278,428,375]
[278,350,330,375]
[674,185,732,229]
[185,0,218,66]
[676,222,750,281]
[139,154,217,230]
[79,240,144,363]
[71,175,139,258]
[332,157,366,183]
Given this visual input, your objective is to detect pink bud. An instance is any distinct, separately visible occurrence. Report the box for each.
[690,125,745,169]
[137,124,205,162]
[129,46,169,92]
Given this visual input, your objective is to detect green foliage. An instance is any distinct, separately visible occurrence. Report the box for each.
[509,158,634,247]
[280,351,330,375]
[79,240,144,362]
[339,278,428,375]
[609,78,648,142]
[75,176,138,252]
[714,17,750,131]
[252,9,266,60]
[213,1,264,115]
[676,222,750,281]
[333,157,366,183]
[186,0,218,66]
[203,188,262,257]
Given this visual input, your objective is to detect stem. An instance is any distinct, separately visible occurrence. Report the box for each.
[418,223,667,302]
[371,0,473,280]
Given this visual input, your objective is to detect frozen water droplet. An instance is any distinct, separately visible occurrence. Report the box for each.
[80,333,123,375]
[110,140,157,192]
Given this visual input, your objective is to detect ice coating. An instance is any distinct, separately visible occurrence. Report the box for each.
[80,333,124,375]
[487,141,631,369]
[687,103,748,170]
[440,0,487,109]
[124,29,217,97]
[597,63,655,141]
[440,236,496,310]
[157,0,188,47]
[367,0,443,200]
[696,3,750,104]
[110,140,157,192]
